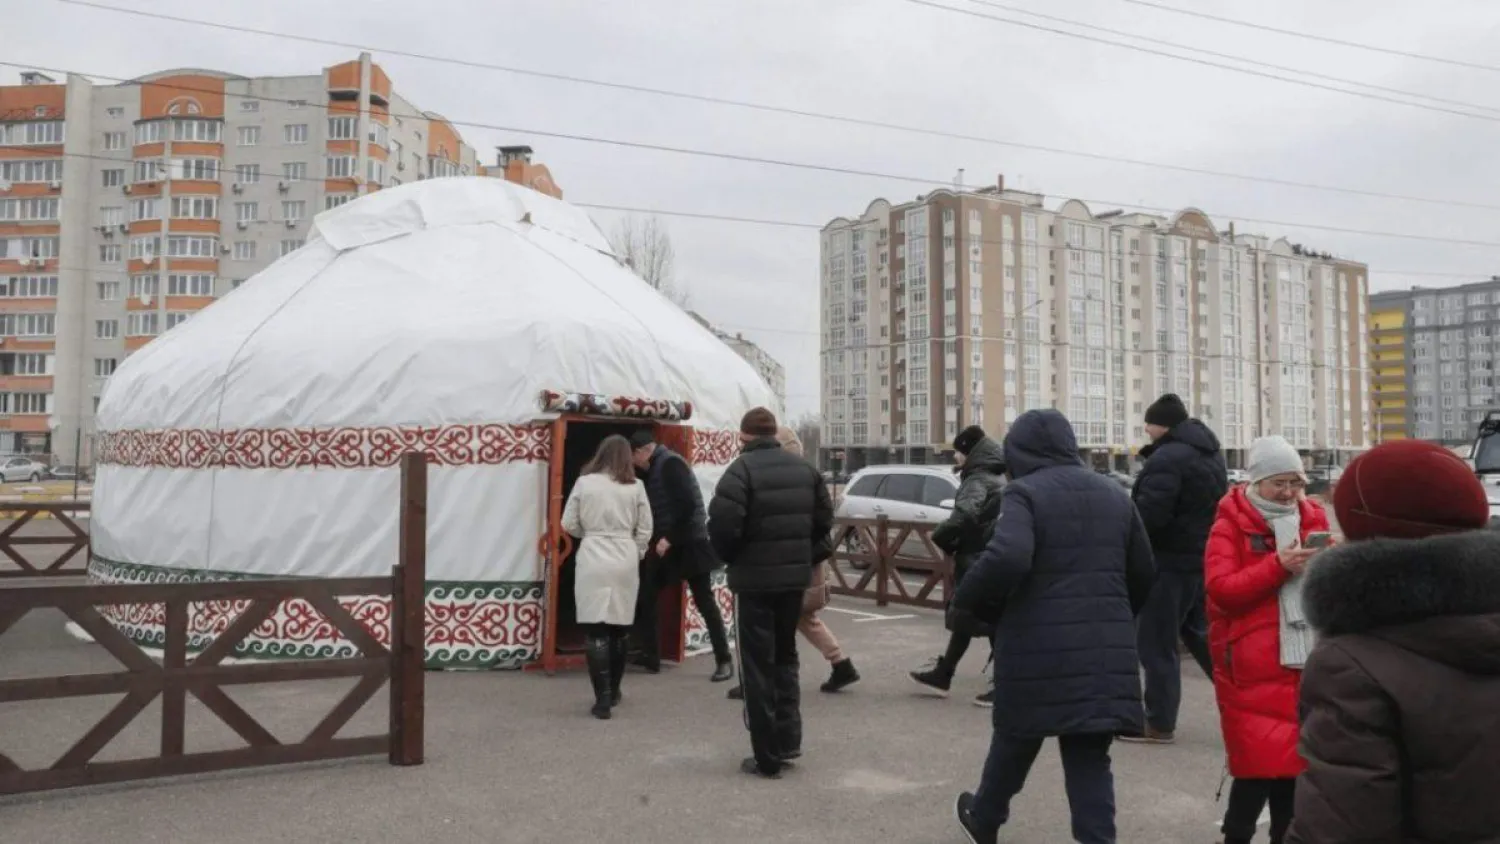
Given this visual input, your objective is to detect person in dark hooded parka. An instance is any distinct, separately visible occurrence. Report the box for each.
[951,409,1156,844]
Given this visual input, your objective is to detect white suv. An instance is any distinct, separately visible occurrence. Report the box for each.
[835,465,966,564]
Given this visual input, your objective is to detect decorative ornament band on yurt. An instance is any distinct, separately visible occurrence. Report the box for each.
[539,389,694,421]
[94,423,551,469]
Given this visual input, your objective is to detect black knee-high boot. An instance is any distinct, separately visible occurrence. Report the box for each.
[586,635,612,720]
[608,632,627,706]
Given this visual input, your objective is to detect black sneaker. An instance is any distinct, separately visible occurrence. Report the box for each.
[711,660,734,682]
[820,658,860,693]
[910,657,954,697]
[972,688,994,708]
[955,792,997,844]
[740,757,781,779]
[726,684,744,700]
[1116,726,1176,744]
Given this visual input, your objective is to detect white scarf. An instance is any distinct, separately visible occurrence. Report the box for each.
[1247,488,1315,669]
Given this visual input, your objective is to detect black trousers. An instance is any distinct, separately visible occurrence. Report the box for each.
[1137,569,1214,732]
[1222,777,1295,842]
[972,731,1116,844]
[633,549,731,663]
[735,590,802,773]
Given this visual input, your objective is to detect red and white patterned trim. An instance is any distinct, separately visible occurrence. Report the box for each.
[95,423,552,469]
[692,428,741,466]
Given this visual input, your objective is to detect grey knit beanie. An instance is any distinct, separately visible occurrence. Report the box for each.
[1247,435,1304,484]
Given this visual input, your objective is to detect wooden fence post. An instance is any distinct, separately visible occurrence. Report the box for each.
[875,515,889,608]
[390,452,427,766]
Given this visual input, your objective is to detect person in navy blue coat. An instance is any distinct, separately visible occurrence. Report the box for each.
[951,409,1156,844]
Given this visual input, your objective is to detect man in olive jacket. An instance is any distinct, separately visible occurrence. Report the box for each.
[709,407,834,779]
[913,425,1006,704]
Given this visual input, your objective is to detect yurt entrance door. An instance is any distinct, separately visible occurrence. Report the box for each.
[540,417,692,674]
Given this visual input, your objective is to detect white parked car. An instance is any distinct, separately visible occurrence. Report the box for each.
[835,465,964,565]
[0,457,48,484]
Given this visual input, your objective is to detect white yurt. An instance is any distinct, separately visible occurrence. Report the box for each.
[88,177,776,671]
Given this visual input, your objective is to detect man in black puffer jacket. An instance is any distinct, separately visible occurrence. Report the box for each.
[912,425,1006,705]
[709,407,834,779]
[951,409,1155,844]
[1124,393,1228,745]
[629,430,733,681]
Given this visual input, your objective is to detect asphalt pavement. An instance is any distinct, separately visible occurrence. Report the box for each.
[1,594,1238,843]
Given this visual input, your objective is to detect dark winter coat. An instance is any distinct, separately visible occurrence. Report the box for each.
[932,436,1006,636]
[1285,530,1500,844]
[641,445,717,578]
[1132,419,1229,571]
[953,409,1156,738]
[1204,486,1330,779]
[708,438,835,594]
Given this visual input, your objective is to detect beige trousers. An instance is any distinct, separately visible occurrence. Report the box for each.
[798,562,844,663]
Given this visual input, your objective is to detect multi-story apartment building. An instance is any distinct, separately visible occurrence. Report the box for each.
[819,175,1371,472]
[0,56,561,464]
[1369,291,1410,442]
[1370,280,1500,444]
[689,311,787,417]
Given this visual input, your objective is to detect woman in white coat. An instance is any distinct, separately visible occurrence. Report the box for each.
[562,434,653,719]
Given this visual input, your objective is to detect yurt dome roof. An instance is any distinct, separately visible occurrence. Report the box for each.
[97,177,773,434]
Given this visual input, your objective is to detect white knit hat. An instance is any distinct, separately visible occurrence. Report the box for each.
[1248,435,1304,484]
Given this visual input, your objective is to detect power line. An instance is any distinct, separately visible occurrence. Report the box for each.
[953,0,1500,116]
[30,6,1500,212]
[903,0,1500,123]
[1103,0,1500,74]
[17,145,1500,262]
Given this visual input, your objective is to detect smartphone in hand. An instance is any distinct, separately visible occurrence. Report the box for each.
[1304,531,1333,549]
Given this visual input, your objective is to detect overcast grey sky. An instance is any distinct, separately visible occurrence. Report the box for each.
[8,0,1500,417]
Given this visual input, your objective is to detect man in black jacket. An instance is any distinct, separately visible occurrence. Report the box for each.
[951,410,1155,844]
[709,407,834,779]
[1124,393,1228,744]
[913,425,1006,706]
[630,430,734,682]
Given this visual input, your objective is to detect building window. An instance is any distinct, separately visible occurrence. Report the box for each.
[365,159,385,184]
[10,354,49,376]
[0,313,56,337]
[11,393,51,415]
[133,121,165,145]
[129,197,159,222]
[0,198,59,221]
[94,358,117,378]
[284,123,309,144]
[282,161,307,182]
[327,116,357,140]
[101,168,124,188]
[0,158,62,184]
[97,281,120,301]
[235,202,259,223]
[167,273,214,296]
[281,200,306,222]
[133,159,165,183]
[128,274,158,298]
[237,126,260,146]
[102,131,126,151]
[171,196,218,219]
[325,156,357,178]
[171,119,221,142]
[95,319,119,340]
[99,244,121,263]
[127,312,159,337]
[325,194,353,210]
[174,158,220,181]
[2,276,58,298]
[235,163,260,184]
[0,121,65,146]
[166,236,217,258]
[279,239,305,257]
[165,311,192,330]
[233,241,257,260]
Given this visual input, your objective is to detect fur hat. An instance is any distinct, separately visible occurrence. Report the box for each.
[1248,435,1304,485]
[740,407,779,438]
[953,425,986,456]
[1144,393,1189,429]
[1333,440,1491,541]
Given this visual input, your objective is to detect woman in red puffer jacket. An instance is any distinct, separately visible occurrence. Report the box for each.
[1205,436,1331,844]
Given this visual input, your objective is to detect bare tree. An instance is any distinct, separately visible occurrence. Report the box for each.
[793,413,823,468]
[608,215,689,308]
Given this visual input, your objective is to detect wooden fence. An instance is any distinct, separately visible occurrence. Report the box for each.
[826,516,955,610]
[0,503,91,579]
[0,453,428,796]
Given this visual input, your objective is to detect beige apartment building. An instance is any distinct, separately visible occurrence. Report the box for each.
[819,175,1370,471]
[0,56,562,464]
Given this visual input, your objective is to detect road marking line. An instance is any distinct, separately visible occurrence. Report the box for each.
[823,605,912,621]
[1208,807,1270,828]
[852,614,917,623]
